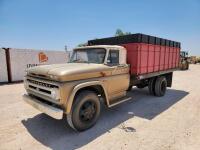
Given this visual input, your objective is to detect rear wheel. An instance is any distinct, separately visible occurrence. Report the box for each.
[154,76,167,97]
[67,90,101,131]
[148,78,156,95]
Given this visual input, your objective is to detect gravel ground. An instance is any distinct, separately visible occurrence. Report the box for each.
[0,64,200,150]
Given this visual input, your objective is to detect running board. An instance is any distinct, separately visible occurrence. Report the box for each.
[109,96,132,107]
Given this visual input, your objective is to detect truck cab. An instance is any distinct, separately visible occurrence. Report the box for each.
[23,45,130,131]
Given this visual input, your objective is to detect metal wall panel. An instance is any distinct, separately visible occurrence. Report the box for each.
[0,49,8,82]
[9,49,69,82]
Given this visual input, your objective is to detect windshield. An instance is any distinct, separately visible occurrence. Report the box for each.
[180,51,188,57]
[70,48,106,64]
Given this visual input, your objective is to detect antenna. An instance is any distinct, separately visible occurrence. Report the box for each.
[64,45,70,61]
[64,45,67,52]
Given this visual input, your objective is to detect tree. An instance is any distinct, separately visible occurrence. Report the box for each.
[77,42,88,47]
[115,29,131,36]
[115,29,124,36]
[77,38,98,47]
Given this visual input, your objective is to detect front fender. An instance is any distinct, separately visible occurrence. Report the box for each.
[66,81,108,114]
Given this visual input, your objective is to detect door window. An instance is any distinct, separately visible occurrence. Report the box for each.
[107,50,119,65]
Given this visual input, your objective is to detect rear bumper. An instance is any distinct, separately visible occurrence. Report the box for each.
[23,94,63,120]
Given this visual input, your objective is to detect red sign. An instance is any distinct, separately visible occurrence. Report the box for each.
[38,52,48,63]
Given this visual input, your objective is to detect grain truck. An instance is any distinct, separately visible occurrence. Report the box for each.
[23,33,180,131]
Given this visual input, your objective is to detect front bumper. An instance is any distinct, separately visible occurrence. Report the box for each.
[23,94,63,120]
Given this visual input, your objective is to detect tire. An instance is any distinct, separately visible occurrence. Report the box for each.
[136,84,146,89]
[148,78,156,95]
[67,90,101,131]
[186,62,189,70]
[154,76,167,97]
[127,85,133,91]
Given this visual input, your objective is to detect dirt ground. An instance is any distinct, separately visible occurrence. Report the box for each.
[0,64,200,150]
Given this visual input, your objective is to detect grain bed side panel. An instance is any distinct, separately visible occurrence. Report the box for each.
[121,43,180,76]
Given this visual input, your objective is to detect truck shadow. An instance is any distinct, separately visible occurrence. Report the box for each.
[21,88,188,150]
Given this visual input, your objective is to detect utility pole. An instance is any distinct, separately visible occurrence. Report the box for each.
[64,45,67,52]
[64,45,70,61]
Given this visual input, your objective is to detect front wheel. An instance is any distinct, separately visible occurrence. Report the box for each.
[67,90,101,131]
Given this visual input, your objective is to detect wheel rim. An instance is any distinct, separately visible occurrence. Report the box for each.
[79,100,97,122]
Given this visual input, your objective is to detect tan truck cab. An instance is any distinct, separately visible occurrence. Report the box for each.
[23,45,130,131]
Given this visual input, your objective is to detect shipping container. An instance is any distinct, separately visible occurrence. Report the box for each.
[0,49,8,83]
[0,48,70,83]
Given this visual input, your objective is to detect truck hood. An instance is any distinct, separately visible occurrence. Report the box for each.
[27,63,113,81]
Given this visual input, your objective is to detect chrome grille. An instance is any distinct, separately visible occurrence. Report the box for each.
[27,79,58,88]
[25,77,60,103]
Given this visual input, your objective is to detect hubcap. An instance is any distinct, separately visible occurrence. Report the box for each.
[79,100,96,122]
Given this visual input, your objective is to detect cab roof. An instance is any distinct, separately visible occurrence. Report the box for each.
[74,45,124,50]
[74,45,127,64]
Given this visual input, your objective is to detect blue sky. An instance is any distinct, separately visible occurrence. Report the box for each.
[0,0,200,55]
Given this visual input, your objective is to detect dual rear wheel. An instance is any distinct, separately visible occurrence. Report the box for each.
[148,76,167,97]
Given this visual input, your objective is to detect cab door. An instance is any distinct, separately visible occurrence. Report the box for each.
[106,49,130,101]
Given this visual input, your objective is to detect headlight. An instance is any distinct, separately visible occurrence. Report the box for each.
[23,77,28,89]
[25,70,28,76]
[49,75,58,80]
[51,88,60,100]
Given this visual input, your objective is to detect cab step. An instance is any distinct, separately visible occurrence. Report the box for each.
[109,96,132,107]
